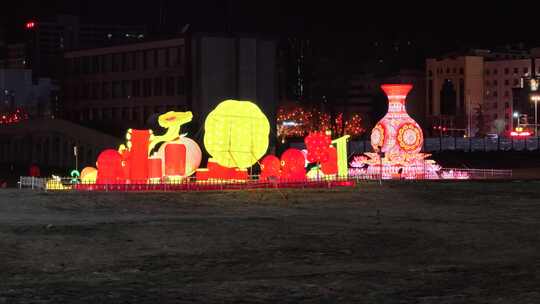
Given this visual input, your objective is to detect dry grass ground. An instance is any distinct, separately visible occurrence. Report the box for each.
[1,181,539,303]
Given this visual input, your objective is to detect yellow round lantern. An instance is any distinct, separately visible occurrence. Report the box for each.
[204,100,270,169]
[80,166,97,184]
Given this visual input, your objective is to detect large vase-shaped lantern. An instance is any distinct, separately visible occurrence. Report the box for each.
[370,84,423,160]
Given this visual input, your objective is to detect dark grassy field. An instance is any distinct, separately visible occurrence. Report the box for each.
[1,181,539,303]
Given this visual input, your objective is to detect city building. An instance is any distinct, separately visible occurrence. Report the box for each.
[426,48,540,136]
[0,69,58,117]
[0,43,27,69]
[63,38,188,135]
[5,15,147,79]
[62,34,278,138]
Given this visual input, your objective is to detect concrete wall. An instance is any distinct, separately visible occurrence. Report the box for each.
[191,34,277,144]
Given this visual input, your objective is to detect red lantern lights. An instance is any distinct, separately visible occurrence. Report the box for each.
[304,131,332,163]
[260,155,281,180]
[321,146,338,175]
[96,149,124,184]
[279,148,306,180]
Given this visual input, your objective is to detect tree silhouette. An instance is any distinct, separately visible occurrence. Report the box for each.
[474,104,489,136]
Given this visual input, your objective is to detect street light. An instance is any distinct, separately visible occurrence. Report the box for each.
[531,94,540,136]
[512,112,519,130]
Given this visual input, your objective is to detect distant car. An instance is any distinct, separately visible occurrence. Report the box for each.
[486,133,498,139]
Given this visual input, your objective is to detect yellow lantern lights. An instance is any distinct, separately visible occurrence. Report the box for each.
[203,100,270,169]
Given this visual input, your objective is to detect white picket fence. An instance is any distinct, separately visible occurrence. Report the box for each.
[18,177,47,190]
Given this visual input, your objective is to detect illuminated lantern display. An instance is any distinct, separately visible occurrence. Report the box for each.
[80,167,97,184]
[280,148,306,180]
[332,135,350,177]
[196,159,248,181]
[148,111,194,153]
[370,84,423,157]
[204,100,270,169]
[321,146,338,175]
[304,131,332,163]
[348,84,469,180]
[260,155,281,180]
[96,149,124,184]
[148,157,162,183]
[154,136,202,178]
[164,143,186,176]
[122,129,151,182]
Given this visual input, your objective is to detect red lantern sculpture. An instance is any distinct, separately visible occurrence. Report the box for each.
[321,146,338,175]
[164,143,186,176]
[305,131,332,163]
[260,155,281,180]
[96,149,124,184]
[196,159,248,180]
[128,130,151,182]
[280,148,306,181]
[148,158,163,180]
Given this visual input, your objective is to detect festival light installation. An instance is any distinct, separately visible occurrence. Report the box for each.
[332,135,350,177]
[80,167,97,184]
[279,148,307,180]
[348,84,469,180]
[46,98,352,190]
[204,100,270,169]
[260,155,281,181]
[96,149,124,184]
[277,106,365,139]
[304,131,332,163]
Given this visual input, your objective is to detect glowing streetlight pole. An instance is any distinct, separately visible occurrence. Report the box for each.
[531,95,540,136]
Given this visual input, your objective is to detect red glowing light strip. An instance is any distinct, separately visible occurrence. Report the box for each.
[510,131,531,137]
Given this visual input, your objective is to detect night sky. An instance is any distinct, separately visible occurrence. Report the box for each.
[3,1,540,69]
